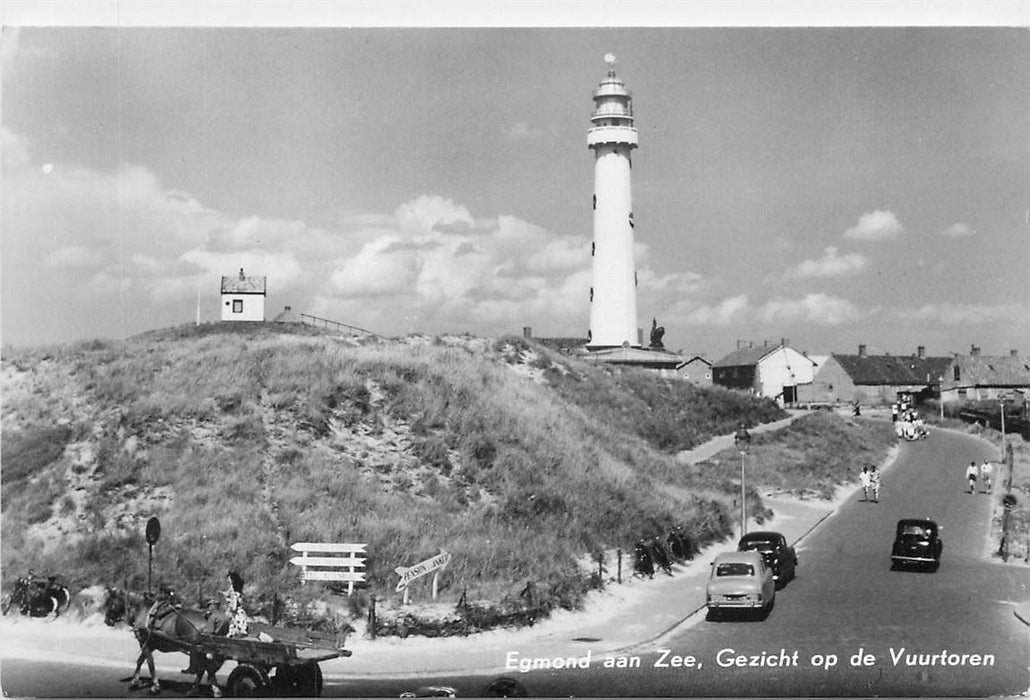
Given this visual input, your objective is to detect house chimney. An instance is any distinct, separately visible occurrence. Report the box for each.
[917,345,925,358]
[523,326,533,339]
[239,268,245,280]
[858,344,867,357]
[781,338,789,347]
[1011,349,1018,357]
[284,306,291,311]
[970,344,980,356]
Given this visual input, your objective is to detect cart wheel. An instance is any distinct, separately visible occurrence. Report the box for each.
[272,663,322,697]
[227,665,269,697]
[297,664,322,697]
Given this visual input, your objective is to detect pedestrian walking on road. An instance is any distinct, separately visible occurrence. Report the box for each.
[980,460,993,494]
[869,465,880,502]
[859,466,872,502]
[965,461,978,494]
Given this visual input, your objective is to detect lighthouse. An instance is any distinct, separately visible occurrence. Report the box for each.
[587,53,639,350]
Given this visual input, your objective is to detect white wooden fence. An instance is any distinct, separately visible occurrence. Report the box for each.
[289,543,367,596]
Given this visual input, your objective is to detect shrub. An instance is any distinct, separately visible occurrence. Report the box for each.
[1,425,73,486]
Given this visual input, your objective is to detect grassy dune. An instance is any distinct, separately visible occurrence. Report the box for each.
[0,324,892,629]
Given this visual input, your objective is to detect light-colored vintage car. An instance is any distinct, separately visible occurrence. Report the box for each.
[705,551,775,620]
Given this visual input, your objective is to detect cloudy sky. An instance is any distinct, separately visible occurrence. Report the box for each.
[3,7,1028,358]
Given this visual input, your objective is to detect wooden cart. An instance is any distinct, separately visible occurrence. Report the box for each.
[164,622,351,697]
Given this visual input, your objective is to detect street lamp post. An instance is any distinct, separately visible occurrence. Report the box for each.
[735,426,752,537]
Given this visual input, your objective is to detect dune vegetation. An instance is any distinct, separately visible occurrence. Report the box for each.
[1,323,895,632]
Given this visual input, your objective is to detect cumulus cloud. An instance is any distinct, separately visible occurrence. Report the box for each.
[683,295,750,326]
[757,293,864,325]
[783,246,869,279]
[2,128,733,342]
[938,222,973,238]
[843,210,904,241]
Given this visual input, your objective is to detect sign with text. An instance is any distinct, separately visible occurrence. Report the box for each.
[290,542,367,595]
[395,550,451,592]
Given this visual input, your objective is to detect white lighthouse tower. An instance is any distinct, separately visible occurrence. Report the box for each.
[587,53,639,350]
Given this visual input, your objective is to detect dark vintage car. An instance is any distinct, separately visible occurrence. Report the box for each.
[890,518,943,571]
[737,531,797,586]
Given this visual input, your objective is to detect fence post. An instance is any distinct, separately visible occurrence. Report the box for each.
[617,548,622,584]
[368,594,377,640]
[597,552,605,589]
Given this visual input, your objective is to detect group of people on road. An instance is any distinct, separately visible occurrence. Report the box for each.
[965,460,993,494]
[891,400,929,441]
[859,465,881,502]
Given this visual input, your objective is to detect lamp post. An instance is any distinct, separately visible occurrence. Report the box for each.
[735,426,752,536]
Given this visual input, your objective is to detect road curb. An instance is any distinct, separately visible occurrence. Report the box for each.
[1015,602,1030,627]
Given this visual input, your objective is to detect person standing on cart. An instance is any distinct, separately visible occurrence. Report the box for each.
[224,571,249,637]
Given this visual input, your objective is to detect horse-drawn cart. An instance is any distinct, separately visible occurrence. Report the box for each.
[199,623,350,696]
[131,607,351,697]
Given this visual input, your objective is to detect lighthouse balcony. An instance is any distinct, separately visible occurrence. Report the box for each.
[587,125,638,147]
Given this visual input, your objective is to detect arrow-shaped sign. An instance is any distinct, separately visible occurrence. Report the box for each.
[395,551,451,591]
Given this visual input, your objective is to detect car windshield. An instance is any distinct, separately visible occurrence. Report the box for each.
[716,563,754,577]
[740,541,775,552]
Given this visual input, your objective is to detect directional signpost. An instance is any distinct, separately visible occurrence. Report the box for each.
[289,543,367,596]
[395,550,451,605]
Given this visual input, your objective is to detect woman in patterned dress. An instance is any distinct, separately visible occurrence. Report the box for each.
[224,571,248,637]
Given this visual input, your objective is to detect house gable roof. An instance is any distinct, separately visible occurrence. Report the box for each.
[713,344,816,369]
[952,355,1030,386]
[221,275,267,294]
[832,354,952,386]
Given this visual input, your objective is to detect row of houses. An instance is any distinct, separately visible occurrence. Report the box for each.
[692,340,1030,408]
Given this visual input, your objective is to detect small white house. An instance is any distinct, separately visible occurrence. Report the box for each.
[712,340,818,405]
[220,268,267,322]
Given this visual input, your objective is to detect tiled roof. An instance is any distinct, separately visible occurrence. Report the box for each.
[953,355,1030,386]
[221,275,267,294]
[833,354,952,385]
[713,345,779,368]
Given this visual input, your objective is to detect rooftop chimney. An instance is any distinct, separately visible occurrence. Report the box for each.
[523,326,533,339]
[917,345,925,358]
[239,268,245,280]
[858,344,867,357]
[1011,349,1019,357]
[970,344,981,356]
[781,337,789,347]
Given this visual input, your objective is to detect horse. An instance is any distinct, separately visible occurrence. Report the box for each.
[126,594,229,697]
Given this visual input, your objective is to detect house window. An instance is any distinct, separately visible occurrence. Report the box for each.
[953,365,961,381]
[233,299,243,314]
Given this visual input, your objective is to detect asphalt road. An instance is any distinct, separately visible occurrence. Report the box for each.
[3,429,1028,697]
[348,429,1030,697]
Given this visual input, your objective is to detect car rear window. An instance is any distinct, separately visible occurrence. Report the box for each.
[901,525,928,537]
[740,541,775,552]
[716,563,754,576]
